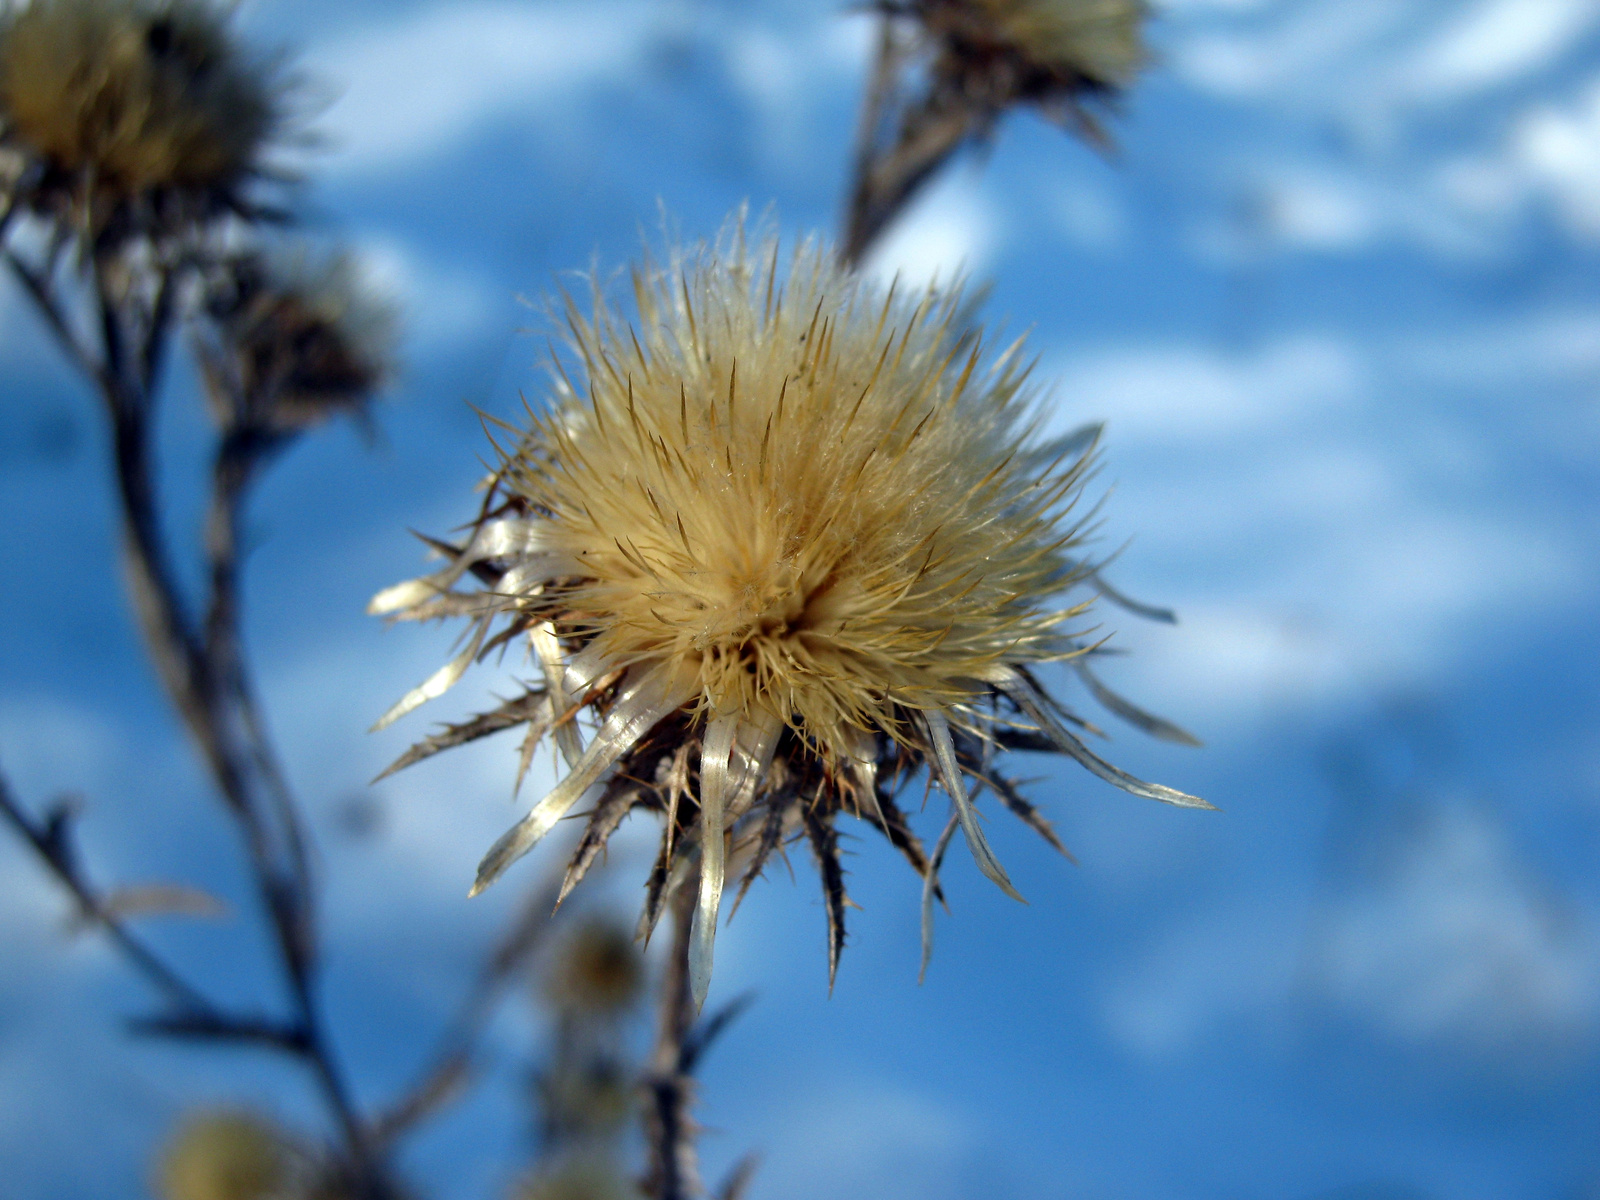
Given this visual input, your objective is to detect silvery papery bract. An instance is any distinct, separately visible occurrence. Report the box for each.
[370,228,1207,1008]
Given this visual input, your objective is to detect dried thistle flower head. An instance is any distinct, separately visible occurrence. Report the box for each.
[844,0,1149,262]
[199,245,397,434]
[0,0,281,232]
[370,224,1206,1008]
[155,1112,295,1200]
[921,0,1149,94]
[545,917,644,1017]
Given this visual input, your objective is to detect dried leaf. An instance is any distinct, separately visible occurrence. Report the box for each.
[1083,568,1176,624]
[88,884,229,927]
[868,790,943,905]
[637,824,675,947]
[923,710,1023,901]
[979,770,1074,861]
[919,809,961,984]
[996,671,1212,809]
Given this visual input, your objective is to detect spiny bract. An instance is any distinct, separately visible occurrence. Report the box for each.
[370,227,1205,1008]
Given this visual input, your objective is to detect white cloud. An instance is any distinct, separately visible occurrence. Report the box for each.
[1397,305,1600,383]
[0,697,121,804]
[862,170,1001,290]
[1041,321,1596,723]
[1162,0,1600,260]
[754,1083,977,1200]
[1508,74,1600,237]
[1396,0,1599,101]
[1432,76,1600,241]
[1047,335,1364,440]
[1102,901,1301,1057]
[355,234,500,353]
[1103,801,1600,1064]
[1047,178,1128,251]
[305,1,663,177]
[1172,0,1407,104]
[1311,802,1600,1054]
[724,12,873,175]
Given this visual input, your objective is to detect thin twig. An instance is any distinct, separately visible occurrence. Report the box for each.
[0,762,301,1050]
[371,877,564,1146]
[202,420,312,903]
[3,248,108,388]
[841,11,980,266]
[643,881,702,1200]
[6,232,391,1197]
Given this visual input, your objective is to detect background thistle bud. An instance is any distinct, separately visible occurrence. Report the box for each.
[511,1156,636,1200]
[544,918,645,1018]
[155,1112,296,1200]
[844,0,1150,262]
[371,222,1204,1009]
[198,246,397,435]
[921,0,1149,96]
[0,0,282,234]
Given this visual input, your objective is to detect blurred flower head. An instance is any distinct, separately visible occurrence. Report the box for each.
[512,1155,636,1200]
[903,0,1149,145]
[0,0,284,235]
[370,221,1204,1006]
[199,244,397,434]
[155,1112,297,1200]
[922,0,1148,89]
[545,917,645,1018]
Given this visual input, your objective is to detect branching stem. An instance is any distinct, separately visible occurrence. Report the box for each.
[2,232,392,1199]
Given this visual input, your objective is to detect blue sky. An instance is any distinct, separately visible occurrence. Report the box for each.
[3,1,1600,1197]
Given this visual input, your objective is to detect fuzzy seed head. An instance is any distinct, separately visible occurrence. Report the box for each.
[512,236,1086,764]
[544,918,644,1017]
[0,0,279,215]
[370,222,1204,1000]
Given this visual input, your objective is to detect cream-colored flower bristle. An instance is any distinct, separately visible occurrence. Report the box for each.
[518,243,1079,766]
[0,0,280,220]
[372,221,1205,1006]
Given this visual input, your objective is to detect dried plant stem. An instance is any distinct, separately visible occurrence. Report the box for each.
[1,237,392,1199]
[841,13,975,266]
[644,881,704,1200]
[0,760,293,1041]
[371,878,564,1146]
